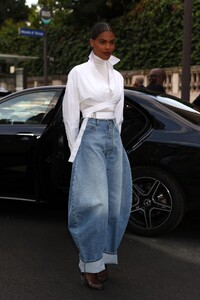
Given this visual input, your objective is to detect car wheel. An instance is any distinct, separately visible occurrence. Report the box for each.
[128,166,186,236]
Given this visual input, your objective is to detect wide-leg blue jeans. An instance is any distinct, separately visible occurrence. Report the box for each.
[68,118,132,273]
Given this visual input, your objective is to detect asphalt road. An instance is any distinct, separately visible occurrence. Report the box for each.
[0,202,200,300]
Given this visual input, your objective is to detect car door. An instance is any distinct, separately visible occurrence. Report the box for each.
[0,88,62,201]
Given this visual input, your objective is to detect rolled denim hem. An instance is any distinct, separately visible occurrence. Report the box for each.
[79,258,105,273]
[103,253,118,264]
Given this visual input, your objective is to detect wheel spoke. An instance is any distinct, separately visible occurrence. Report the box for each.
[152,202,172,212]
[144,209,152,229]
[147,180,160,198]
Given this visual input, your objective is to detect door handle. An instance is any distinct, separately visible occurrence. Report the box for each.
[16,132,35,137]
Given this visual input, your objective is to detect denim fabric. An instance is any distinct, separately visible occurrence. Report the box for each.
[68,118,132,273]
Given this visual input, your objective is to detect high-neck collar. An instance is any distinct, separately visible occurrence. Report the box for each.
[89,51,120,66]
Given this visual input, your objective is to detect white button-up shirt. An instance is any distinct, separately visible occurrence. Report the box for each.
[62,51,124,162]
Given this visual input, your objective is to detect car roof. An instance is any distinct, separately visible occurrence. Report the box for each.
[0,85,196,113]
[0,85,65,102]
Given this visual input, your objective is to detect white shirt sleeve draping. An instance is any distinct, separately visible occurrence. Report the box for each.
[62,52,124,162]
[62,70,80,152]
[114,77,124,133]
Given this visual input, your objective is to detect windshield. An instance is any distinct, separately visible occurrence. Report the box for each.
[156,95,200,125]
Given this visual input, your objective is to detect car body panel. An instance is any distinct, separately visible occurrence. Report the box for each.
[0,123,45,200]
[0,86,66,201]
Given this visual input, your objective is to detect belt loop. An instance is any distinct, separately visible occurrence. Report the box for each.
[91,112,96,118]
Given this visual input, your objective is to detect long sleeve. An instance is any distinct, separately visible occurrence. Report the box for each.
[114,76,124,133]
[62,69,80,152]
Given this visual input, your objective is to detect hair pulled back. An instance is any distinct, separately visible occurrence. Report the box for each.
[90,22,114,40]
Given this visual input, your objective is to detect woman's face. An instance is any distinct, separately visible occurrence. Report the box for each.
[90,31,116,60]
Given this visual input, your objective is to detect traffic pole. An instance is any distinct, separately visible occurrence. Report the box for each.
[44,25,48,85]
[181,0,193,102]
[40,7,52,86]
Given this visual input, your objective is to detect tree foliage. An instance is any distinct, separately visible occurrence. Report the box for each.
[115,0,184,70]
[0,0,199,77]
[64,0,136,26]
[0,0,30,25]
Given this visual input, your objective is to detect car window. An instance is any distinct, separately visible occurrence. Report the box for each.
[0,91,57,125]
[122,97,151,147]
[157,95,200,125]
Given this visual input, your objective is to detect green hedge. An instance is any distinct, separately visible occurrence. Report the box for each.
[1,0,200,76]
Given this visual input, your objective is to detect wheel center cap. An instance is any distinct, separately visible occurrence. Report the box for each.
[143,199,151,207]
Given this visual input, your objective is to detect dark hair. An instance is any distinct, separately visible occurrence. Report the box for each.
[90,22,114,40]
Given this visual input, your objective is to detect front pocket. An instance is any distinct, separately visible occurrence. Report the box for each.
[84,123,96,134]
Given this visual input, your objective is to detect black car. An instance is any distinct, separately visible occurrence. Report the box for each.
[1,86,200,237]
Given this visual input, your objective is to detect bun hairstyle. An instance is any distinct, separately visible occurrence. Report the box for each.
[90,22,114,40]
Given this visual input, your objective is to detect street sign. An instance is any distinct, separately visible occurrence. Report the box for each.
[19,28,45,38]
[40,7,52,25]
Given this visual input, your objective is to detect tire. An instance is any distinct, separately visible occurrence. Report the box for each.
[128,166,186,237]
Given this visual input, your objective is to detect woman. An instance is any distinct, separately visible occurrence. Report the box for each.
[62,22,132,290]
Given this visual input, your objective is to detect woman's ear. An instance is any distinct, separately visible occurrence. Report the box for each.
[90,39,94,48]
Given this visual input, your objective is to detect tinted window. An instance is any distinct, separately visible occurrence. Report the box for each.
[122,97,151,147]
[157,95,200,125]
[0,91,57,125]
